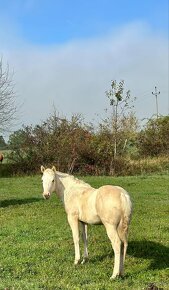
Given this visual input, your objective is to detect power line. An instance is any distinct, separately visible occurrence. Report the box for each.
[152,86,160,118]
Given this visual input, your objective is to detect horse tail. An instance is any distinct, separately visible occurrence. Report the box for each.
[117,189,132,244]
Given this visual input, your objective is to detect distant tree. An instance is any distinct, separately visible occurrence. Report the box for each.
[0,135,6,149]
[0,58,18,133]
[105,80,137,174]
[138,116,169,157]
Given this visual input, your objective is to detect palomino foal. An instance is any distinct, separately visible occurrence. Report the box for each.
[41,166,132,279]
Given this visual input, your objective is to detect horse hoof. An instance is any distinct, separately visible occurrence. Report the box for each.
[110,274,123,280]
[81,258,88,264]
[74,260,80,265]
[110,274,118,280]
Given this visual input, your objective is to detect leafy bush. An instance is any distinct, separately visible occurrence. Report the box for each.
[137,116,169,157]
[6,112,169,176]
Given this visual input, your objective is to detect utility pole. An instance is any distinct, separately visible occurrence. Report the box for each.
[152,86,160,118]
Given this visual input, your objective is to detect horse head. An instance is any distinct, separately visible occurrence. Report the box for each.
[41,165,57,199]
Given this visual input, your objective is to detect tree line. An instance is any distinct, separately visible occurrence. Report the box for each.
[4,111,169,176]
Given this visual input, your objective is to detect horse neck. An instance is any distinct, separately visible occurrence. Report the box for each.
[54,172,91,203]
[55,173,76,201]
[54,174,65,202]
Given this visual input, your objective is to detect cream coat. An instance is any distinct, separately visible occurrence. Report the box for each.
[41,166,132,279]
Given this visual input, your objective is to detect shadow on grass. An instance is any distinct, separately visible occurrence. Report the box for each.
[128,240,169,270]
[89,240,169,271]
[0,197,42,208]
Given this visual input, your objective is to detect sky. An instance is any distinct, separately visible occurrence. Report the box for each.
[0,0,168,136]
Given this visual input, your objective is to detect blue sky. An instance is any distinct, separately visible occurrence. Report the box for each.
[0,0,168,134]
[1,0,168,43]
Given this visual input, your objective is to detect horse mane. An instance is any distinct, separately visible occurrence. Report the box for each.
[56,171,91,188]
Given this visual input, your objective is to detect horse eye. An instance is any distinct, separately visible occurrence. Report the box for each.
[52,180,54,183]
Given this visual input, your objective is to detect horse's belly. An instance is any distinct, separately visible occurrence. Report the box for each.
[79,212,102,225]
[79,190,102,224]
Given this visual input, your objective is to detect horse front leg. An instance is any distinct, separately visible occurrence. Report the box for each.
[81,222,88,264]
[67,214,80,265]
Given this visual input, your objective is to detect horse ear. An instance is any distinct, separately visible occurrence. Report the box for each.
[52,166,57,173]
[41,165,45,173]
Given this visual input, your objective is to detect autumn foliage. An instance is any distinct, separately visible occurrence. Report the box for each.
[6,112,169,176]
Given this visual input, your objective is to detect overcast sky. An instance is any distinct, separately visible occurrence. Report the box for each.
[0,0,168,136]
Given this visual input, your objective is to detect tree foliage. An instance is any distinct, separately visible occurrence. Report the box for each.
[8,108,139,175]
[8,113,95,174]
[0,136,6,149]
[0,58,18,133]
[7,113,169,175]
[138,116,169,157]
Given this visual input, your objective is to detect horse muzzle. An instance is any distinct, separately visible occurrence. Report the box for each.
[43,192,51,199]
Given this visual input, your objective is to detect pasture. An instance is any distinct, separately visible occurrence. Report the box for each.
[0,174,168,289]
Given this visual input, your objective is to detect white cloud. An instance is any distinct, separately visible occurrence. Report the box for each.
[0,21,168,133]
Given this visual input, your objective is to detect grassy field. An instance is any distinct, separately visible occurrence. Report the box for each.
[0,174,168,290]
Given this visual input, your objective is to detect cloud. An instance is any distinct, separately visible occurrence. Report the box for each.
[0,21,168,132]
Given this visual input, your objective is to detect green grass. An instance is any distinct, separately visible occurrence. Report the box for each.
[0,174,168,290]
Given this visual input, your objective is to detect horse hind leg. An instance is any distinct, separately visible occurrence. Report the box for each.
[104,222,122,279]
[81,222,88,264]
[117,219,129,276]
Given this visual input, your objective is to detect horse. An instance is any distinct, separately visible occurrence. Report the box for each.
[0,153,3,163]
[41,165,132,279]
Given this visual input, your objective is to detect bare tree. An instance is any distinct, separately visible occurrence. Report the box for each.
[0,58,18,133]
[106,80,136,174]
[106,80,131,157]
